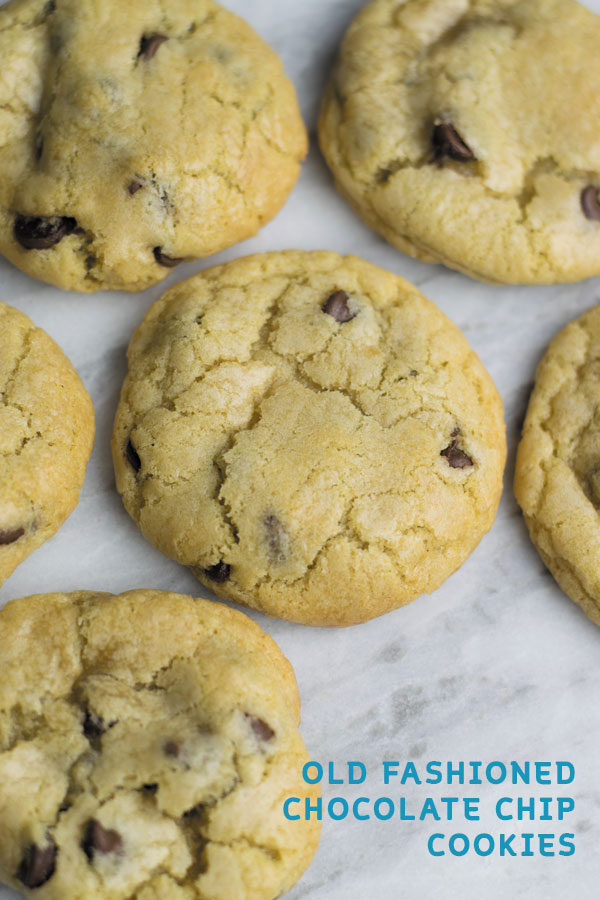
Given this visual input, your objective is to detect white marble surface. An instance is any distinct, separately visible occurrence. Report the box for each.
[1,1,600,898]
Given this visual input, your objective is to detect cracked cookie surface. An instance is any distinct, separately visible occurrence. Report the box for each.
[515,305,600,627]
[319,0,600,284]
[0,301,94,586]
[0,589,320,899]
[112,251,506,626]
[0,0,306,293]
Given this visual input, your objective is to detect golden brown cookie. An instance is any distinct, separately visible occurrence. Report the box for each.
[0,589,320,899]
[0,301,94,585]
[515,304,600,626]
[319,0,600,284]
[0,0,306,292]
[113,251,506,626]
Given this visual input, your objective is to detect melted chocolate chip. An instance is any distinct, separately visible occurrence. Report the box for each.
[138,33,168,61]
[128,180,143,195]
[264,514,288,563]
[153,246,183,268]
[125,439,141,473]
[581,185,600,222]
[441,438,473,469]
[18,840,57,889]
[203,561,231,582]
[14,215,77,250]
[432,122,476,165]
[322,290,356,323]
[82,820,123,861]
[247,715,275,743]
[164,740,180,758]
[0,527,24,545]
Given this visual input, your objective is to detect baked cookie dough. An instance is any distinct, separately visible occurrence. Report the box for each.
[113,251,506,626]
[0,589,320,899]
[0,301,94,586]
[0,0,306,293]
[515,305,600,627]
[319,0,600,284]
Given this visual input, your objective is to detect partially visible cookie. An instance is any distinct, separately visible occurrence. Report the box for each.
[319,0,600,284]
[515,305,600,626]
[0,301,94,585]
[0,588,320,899]
[112,250,506,626]
[0,0,306,292]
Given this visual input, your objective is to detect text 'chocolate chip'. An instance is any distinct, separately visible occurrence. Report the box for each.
[82,820,123,861]
[322,290,356,323]
[14,215,77,250]
[18,840,57,889]
[432,122,476,165]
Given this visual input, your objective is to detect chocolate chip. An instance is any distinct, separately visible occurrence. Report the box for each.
[247,715,275,743]
[125,439,141,473]
[14,215,77,250]
[82,820,123,861]
[203,561,231,582]
[322,290,356,323]
[142,783,158,794]
[18,840,57,888]
[432,122,476,165]
[128,180,143,195]
[581,185,600,222]
[0,527,24,545]
[164,741,180,758]
[82,709,105,740]
[264,514,288,564]
[153,246,183,268]
[138,33,168,61]
[441,438,473,469]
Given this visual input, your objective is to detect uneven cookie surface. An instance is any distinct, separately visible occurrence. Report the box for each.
[0,301,94,585]
[0,589,320,899]
[515,305,600,626]
[113,251,506,626]
[0,0,306,292]
[319,0,600,284]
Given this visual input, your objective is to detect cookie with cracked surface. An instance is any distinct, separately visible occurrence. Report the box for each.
[319,0,600,284]
[515,305,600,627]
[112,250,506,626]
[0,301,94,586]
[0,588,320,899]
[0,0,306,293]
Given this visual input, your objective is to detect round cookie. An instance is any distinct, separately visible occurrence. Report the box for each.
[0,588,320,900]
[0,0,306,293]
[319,0,600,284]
[0,301,94,586]
[515,305,600,627]
[112,251,506,626]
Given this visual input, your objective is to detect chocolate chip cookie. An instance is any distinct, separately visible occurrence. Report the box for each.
[0,301,94,586]
[0,0,306,292]
[0,588,320,899]
[319,0,600,284]
[112,251,506,626]
[515,305,600,626]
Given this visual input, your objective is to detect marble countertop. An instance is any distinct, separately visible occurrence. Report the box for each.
[1,1,599,898]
